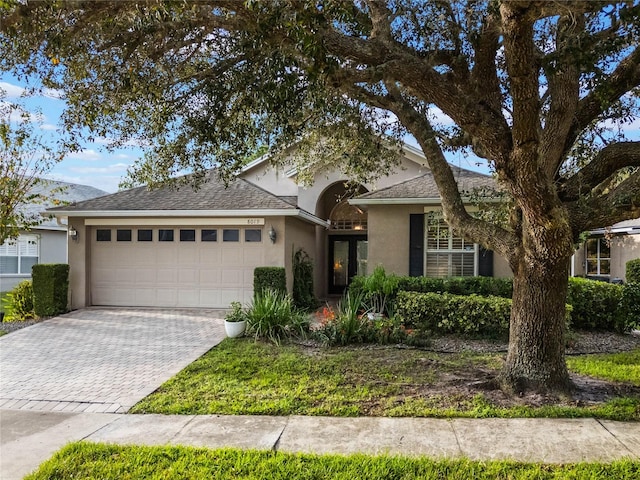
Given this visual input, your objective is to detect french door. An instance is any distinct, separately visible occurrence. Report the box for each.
[328,235,368,294]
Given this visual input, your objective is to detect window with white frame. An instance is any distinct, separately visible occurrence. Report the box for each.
[0,235,39,275]
[585,238,610,276]
[425,213,477,277]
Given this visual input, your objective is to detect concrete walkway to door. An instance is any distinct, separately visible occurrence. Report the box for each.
[0,308,225,414]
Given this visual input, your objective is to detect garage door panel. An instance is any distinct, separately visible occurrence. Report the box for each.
[178,269,199,284]
[200,269,221,284]
[91,226,268,308]
[178,249,199,264]
[200,249,221,265]
[200,289,222,307]
[221,268,243,286]
[135,288,158,305]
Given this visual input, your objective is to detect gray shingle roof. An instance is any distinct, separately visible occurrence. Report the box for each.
[47,171,297,212]
[23,180,108,228]
[356,166,496,200]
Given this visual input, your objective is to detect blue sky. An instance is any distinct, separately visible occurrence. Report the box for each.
[3,72,638,194]
[2,75,144,193]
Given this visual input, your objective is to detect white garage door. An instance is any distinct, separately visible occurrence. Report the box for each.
[90,226,266,308]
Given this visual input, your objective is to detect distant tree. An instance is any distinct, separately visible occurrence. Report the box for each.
[0,102,63,242]
[1,1,638,394]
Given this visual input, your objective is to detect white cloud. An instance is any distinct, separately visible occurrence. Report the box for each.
[40,123,58,131]
[0,81,26,99]
[43,88,64,99]
[69,162,130,175]
[67,149,103,161]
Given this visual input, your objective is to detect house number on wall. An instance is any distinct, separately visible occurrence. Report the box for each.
[246,218,264,225]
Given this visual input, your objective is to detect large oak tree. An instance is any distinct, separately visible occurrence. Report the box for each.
[2,1,638,394]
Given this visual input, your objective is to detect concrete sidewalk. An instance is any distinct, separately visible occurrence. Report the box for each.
[1,410,638,480]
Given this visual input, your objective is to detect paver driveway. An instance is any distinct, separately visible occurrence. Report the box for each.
[0,308,225,413]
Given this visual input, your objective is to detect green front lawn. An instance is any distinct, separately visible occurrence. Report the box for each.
[567,350,640,385]
[26,443,640,480]
[131,339,640,420]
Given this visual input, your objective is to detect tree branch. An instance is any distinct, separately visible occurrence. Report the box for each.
[560,142,640,201]
[344,81,519,258]
[564,46,640,156]
[540,13,582,176]
[569,169,640,233]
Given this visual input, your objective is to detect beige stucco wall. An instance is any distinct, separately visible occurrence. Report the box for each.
[573,234,640,281]
[66,217,90,310]
[241,155,429,217]
[367,205,423,276]
[298,157,427,216]
[283,217,319,296]
[493,253,512,278]
[367,205,513,278]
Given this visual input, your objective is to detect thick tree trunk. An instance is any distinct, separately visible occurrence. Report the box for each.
[500,256,573,396]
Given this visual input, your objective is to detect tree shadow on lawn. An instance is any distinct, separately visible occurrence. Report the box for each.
[326,343,640,415]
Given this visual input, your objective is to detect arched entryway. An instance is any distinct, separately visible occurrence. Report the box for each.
[316,182,369,294]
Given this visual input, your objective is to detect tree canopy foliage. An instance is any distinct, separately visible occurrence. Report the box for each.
[1,0,638,393]
[0,101,63,242]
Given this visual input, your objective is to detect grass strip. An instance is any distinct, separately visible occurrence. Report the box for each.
[131,339,640,420]
[567,350,640,385]
[26,442,640,480]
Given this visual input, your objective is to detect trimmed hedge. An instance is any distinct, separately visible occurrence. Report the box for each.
[254,267,286,297]
[627,259,640,284]
[349,275,514,303]
[618,282,640,331]
[567,277,623,331]
[396,290,573,338]
[32,264,70,317]
[395,291,512,338]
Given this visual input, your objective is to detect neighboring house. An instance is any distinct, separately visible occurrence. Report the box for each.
[0,180,108,292]
[48,144,514,310]
[571,219,640,282]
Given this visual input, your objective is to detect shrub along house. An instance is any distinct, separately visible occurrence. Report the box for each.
[48,144,512,310]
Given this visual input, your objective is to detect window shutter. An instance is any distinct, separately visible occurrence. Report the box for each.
[478,247,494,277]
[409,214,424,277]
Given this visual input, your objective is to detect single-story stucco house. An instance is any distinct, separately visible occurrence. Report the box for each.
[45,144,639,310]
[0,180,108,292]
[47,144,514,309]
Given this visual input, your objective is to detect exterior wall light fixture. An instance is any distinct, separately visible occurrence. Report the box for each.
[69,226,78,241]
[268,225,277,244]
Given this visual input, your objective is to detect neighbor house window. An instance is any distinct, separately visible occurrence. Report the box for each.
[159,229,174,242]
[223,229,239,242]
[245,229,262,242]
[586,238,610,276]
[425,213,477,277]
[0,235,39,275]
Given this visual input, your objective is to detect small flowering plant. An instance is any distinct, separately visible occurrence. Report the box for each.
[225,301,247,323]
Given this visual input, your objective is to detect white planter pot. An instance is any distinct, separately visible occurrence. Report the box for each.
[225,320,247,338]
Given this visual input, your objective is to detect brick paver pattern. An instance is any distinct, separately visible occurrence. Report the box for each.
[0,308,225,413]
